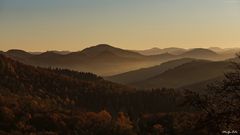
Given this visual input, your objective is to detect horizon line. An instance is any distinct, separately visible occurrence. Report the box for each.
[1,44,240,52]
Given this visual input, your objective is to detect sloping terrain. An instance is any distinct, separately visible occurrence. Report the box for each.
[135,47,187,55]
[2,45,236,76]
[131,60,230,89]
[106,58,195,84]
[0,54,185,134]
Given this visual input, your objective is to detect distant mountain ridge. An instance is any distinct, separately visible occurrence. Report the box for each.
[135,47,187,55]
[81,44,144,58]
[131,60,230,89]
[181,48,218,59]
[0,54,132,94]
[2,45,148,75]
[107,58,232,90]
[135,47,240,56]
[1,44,238,76]
[105,58,196,84]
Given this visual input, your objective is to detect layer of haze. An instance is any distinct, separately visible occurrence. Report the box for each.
[0,0,240,51]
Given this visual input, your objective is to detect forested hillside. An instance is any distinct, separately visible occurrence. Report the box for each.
[0,54,186,135]
[1,54,239,135]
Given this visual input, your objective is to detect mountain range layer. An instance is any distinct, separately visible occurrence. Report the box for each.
[1,44,239,76]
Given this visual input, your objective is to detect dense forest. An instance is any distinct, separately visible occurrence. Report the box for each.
[0,54,239,135]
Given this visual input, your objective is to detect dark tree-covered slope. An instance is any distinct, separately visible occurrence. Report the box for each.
[0,54,186,134]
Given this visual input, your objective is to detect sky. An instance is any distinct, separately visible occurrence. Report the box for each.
[0,0,240,51]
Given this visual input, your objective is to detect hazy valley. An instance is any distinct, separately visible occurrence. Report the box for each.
[1,44,239,76]
[0,45,239,134]
[1,0,240,134]
[1,44,239,91]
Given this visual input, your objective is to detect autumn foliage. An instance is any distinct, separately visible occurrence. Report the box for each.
[0,54,239,135]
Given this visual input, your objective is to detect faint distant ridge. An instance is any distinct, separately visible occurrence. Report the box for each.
[48,50,71,55]
[181,48,218,58]
[1,44,239,76]
[6,49,32,58]
[136,46,240,57]
[208,47,225,52]
[37,51,63,57]
[1,44,148,75]
[80,44,144,58]
[130,60,230,89]
[106,58,195,84]
[29,50,71,55]
[135,47,187,55]
[135,47,162,55]
[32,51,64,64]
[185,48,217,55]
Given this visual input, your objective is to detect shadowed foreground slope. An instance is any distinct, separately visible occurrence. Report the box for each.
[0,54,189,135]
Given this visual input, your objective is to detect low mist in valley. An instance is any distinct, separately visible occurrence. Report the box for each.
[1,0,240,134]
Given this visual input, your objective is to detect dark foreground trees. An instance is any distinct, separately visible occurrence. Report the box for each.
[0,54,182,134]
[1,54,240,134]
[184,55,240,134]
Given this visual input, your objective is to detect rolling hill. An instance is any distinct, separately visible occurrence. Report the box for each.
[81,44,144,58]
[180,48,219,59]
[2,45,237,76]
[1,45,177,75]
[0,54,132,94]
[180,76,225,91]
[106,58,196,84]
[0,53,188,134]
[0,49,238,134]
[131,60,230,89]
[135,47,187,55]
[2,45,148,75]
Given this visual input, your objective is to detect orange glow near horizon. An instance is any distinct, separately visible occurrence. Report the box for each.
[0,0,240,51]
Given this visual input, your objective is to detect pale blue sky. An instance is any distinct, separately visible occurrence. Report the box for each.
[0,0,240,51]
